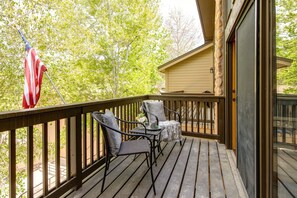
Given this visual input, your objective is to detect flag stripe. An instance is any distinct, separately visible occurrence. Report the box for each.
[23,48,47,108]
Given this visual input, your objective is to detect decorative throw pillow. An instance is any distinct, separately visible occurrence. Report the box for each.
[101,109,122,156]
[144,101,167,123]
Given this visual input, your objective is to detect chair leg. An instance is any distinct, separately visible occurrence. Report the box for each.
[149,151,156,195]
[158,136,163,156]
[106,155,110,170]
[101,158,109,193]
[153,146,157,166]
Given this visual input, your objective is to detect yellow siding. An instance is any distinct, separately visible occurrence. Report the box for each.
[165,70,169,91]
[165,47,214,93]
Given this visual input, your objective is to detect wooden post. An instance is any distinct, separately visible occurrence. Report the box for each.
[69,116,82,189]
[218,98,225,143]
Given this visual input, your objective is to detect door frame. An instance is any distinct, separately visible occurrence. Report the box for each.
[226,37,237,153]
[224,0,273,197]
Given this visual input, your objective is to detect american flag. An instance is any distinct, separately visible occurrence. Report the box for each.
[22,47,47,108]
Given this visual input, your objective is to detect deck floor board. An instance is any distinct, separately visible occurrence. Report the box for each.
[209,141,225,198]
[277,148,297,197]
[196,139,210,197]
[179,138,200,198]
[162,138,192,197]
[218,144,240,198]
[66,137,247,198]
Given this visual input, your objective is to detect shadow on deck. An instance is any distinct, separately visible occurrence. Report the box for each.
[65,137,248,198]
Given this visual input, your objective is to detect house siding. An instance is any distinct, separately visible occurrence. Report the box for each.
[165,47,214,93]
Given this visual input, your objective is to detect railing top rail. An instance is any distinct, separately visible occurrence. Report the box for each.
[0,95,148,132]
[148,94,225,101]
[0,94,225,132]
[0,94,225,119]
[161,92,214,96]
[0,95,149,120]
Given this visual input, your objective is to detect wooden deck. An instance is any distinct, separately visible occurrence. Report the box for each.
[65,137,247,198]
[277,148,297,197]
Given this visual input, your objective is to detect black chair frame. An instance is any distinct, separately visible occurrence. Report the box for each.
[92,111,156,195]
[142,102,181,125]
[142,102,182,146]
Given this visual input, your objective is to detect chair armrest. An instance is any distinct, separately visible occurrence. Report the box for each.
[142,108,159,125]
[115,117,149,134]
[164,106,181,123]
[100,121,152,143]
[115,117,141,125]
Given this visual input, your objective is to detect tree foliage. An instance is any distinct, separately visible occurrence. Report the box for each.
[0,0,169,196]
[276,0,297,93]
[0,0,169,111]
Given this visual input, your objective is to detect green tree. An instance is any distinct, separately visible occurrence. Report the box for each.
[80,0,169,98]
[0,0,169,196]
[0,0,169,110]
[276,0,297,93]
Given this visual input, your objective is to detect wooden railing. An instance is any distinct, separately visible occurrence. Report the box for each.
[275,94,297,148]
[148,95,225,142]
[0,94,225,198]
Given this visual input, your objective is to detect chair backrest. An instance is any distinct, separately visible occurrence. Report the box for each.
[92,110,122,156]
[142,100,167,124]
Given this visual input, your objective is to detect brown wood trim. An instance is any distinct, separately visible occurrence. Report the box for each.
[90,113,94,164]
[46,177,77,198]
[96,119,100,160]
[148,95,224,102]
[204,102,207,133]
[182,131,220,140]
[83,113,87,168]
[43,123,49,196]
[197,101,200,133]
[210,102,213,134]
[191,101,194,132]
[27,126,34,198]
[75,114,82,189]
[185,101,188,132]
[82,157,106,179]
[0,96,148,132]
[225,37,233,149]
[218,98,225,143]
[9,129,16,198]
[66,118,71,180]
[55,120,61,187]
[2,94,226,197]
[259,0,274,197]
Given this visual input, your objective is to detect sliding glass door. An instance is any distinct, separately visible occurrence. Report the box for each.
[273,0,297,197]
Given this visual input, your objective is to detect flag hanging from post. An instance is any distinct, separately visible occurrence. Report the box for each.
[22,47,47,108]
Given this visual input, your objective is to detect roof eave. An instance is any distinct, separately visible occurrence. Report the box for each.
[158,42,213,72]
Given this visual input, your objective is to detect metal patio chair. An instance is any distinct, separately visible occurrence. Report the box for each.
[142,100,183,145]
[91,110,156,194]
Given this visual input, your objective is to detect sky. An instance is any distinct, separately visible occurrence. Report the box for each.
[159,0,199,18]
[159,0,204,45]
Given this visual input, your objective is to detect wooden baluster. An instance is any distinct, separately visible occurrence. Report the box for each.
[208,102,214,134]
[204,102,207,134]
[66,118,71,179]
[83,114,87,168]
[42,123,49,196]
[191,101,194,132]
[90,113,94,164]
[27,126,34,198]
[197,101,200,133]
[9,129,16,198]
[55,120,61,187]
